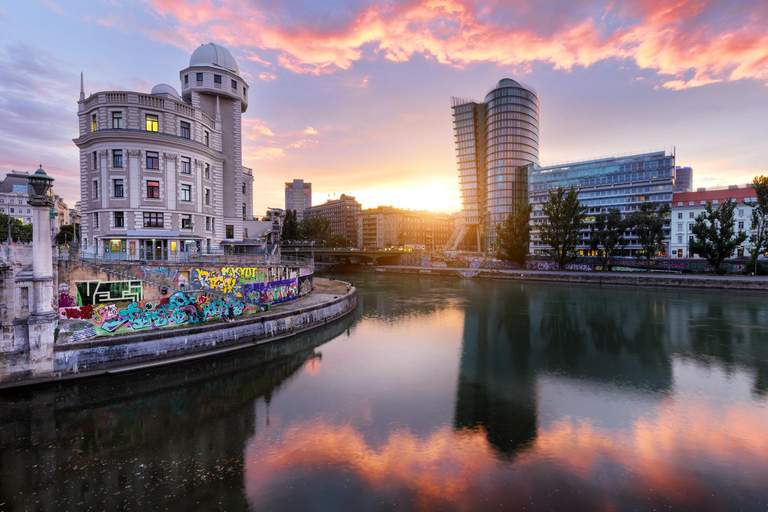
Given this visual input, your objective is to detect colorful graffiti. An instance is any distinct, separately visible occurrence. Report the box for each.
[76,280,143,306]
[191,269,243,297]
[221,266,267,284]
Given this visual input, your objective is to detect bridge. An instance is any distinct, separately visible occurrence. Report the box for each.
[282,246,406,265]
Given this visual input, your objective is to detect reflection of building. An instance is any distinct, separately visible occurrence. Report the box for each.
[304,194,361,247]
[448,78,539,251]
[74,42,254,259]
[359,206,454,250]
[0,171,34,224]
[529,150,676,256]
[674,166,693,192]
[670,186,755,258]
[285,179,312,221]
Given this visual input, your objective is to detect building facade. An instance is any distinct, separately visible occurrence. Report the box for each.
[304,194,361,247]
[529,150,676,256]
[285,179,312,220]
[448,78,539,251]
[674,166,693,192]
[0,171,34,225]
[74,42,254,259]
[359,206,454,250]
[670,186,755,258]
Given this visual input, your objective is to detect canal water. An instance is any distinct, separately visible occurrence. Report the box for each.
[2,273,768,511]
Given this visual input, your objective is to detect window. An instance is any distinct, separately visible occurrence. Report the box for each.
[739,209,744,217]
[196,72,203,82]
[113,179,124,198]
[93,180,99,199]
[112,111,123,129]
[739,221,745,230]
[677,212,683,219]
[146,151,159,169]
[204,131,209,147]
[689,212,694,218]
[112,149,123,168]
[231,79,237,90]
[180,121,190,139]
[205,216,211,230]
[242,203,246,217]
[145,114,159,132]
[10,208,14,213]
[214,74,222,84]
[181,215,192,229]
[677,223,683,231]
[677,235,683,243]
[180,156,191,174]
[226,224,234,239]
[205,163,210,179]
[242,183,246,194]
[143,212,163,227]
[147,180,160,199]
[181,184,191,202]
[91,114,97,132]
[211,218,215,230]
[92,151,97,170]
[93,212,99,228]
[115,211,124,228]
[184,74,189,85]
[205,189,210,205]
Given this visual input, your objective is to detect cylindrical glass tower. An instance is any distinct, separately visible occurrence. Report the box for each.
[483,79,539,248]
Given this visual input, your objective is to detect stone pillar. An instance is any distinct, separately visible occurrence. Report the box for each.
[28,204,56,377]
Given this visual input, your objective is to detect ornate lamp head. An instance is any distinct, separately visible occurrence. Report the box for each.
[28,165,55,206]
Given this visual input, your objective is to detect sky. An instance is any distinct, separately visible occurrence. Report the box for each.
[1,0,767,216]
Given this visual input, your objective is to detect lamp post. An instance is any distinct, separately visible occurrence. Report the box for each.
[26,165,56,376]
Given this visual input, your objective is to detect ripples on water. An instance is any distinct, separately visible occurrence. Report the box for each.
[2,273,768,511]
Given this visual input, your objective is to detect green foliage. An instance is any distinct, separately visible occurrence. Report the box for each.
[496,202,532,265]
[55,223,80,245]
[688,198,747,273]
[589,209,627,271]
[281,210,300,241]
[744,258,768,276]
[539,187,587,270]
[746,175,768,275]
[628,202,670,270]
[0,213,33,243]
[300,216,332,242]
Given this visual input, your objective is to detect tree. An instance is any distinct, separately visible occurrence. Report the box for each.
[0,213,32,243]
[300,216,332,242]
[689,198,747,274]
[281,210,300,242]
[589,209,627,271]
[55,223,80,245]
[628,202,670,271]
[746,175,768,275]
[496,202,532,266]
[540,187,587,270]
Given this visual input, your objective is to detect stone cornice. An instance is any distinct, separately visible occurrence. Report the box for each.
[73,130,226,162]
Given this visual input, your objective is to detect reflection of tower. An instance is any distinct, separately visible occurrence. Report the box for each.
[454,283,537,455]
[448,79,539,251]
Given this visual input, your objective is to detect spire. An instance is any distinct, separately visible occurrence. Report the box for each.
[79,72,85,101]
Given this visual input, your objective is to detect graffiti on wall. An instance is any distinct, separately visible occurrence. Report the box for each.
[76,280,143,306]
[191,269,243,297]
[221,266,267,284]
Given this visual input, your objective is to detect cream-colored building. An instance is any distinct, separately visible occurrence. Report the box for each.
[360,206,455,250]
[74,43,254,259]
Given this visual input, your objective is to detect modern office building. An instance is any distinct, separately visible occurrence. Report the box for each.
[304,194,362,247]
[670,186,755,258]
[529,150,676,256]
[674,166,693,192]
[74,42,254,259]
[285,179,312,220]
[359,206,454,250]
[447,78,539,252]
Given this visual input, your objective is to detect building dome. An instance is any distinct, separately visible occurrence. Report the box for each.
[189,43,239,74]
[151,83,181,99]
[496,78,521,88]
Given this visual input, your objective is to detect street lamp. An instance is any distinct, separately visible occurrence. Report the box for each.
[28,165,55,206]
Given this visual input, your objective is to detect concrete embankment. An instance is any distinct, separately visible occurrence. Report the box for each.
[1,279,357,389]
[362,266,768,293]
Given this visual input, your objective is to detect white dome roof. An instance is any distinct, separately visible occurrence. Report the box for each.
[190,43,239,74]
[151,83,180,99]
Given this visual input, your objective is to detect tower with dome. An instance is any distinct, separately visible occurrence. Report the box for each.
[74,43,254,259]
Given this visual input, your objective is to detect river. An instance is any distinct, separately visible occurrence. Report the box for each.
[2,273,768,511]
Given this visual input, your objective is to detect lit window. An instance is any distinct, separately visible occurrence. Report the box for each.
[147,180,160,199]
[180,156,191,174]
[226,225,234,239]
[112,149,123,168]
[145,114,159,132]
[181,184,191,202]
[112,111,123,129]
[113,179,124,198]
[180,121,190,139]
[115,211,124,228]
[91,114,97,132]
[146,151,159,169]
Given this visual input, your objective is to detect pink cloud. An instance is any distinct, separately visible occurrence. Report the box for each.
[136,0,768,87]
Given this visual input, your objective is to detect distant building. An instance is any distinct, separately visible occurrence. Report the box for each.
[675,166,693,192]
[670,186,755,258]
[529,150,676,256]
[359,206,454,250]
[448,78,539,251]
[0,171,34,225]
[304,194,361,247]
[285,179,312,220]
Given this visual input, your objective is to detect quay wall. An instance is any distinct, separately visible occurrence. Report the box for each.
[365,266,768,292]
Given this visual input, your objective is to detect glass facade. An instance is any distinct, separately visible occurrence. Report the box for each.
[529,150,676,255]
[452,79,539,250]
